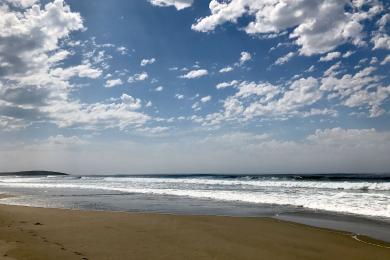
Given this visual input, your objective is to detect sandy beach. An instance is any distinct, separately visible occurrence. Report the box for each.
[0,204,389,260]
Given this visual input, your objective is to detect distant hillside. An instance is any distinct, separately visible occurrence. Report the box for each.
[0,171,68,176]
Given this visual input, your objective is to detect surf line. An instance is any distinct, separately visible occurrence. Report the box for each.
[351,235,390,249]
[274,217,390,249]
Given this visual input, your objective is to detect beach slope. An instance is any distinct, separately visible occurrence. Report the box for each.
[0,204,389,260]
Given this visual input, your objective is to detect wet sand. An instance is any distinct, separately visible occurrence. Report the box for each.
[0,204,389,260]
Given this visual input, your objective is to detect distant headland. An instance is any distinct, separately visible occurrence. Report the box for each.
[0,171,68,176]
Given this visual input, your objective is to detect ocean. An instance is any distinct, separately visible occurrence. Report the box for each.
[0,173,389,218]
[1,173,389,241]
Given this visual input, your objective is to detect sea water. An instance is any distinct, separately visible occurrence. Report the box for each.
[0,174,389,220]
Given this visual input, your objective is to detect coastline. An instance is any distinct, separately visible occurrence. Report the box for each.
[0,204,389,260]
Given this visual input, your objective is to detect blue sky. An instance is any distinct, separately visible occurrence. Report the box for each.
[0,0,389,174]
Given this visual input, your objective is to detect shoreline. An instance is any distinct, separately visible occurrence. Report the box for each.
[0,204,389,259]
[1,192,390,243]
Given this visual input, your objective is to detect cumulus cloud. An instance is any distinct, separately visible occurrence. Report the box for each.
[116,46,128,55]
[219,51,252,73]
[198,77,323,125]
[105,78,123,88]
[342,50,355,58]
[219,66,233,73]
[140,58,156,66]
[371,13,390,50]
[155,86,164,91]
[0,0,84,77]
[45,95,148,130]
[274,52,295,65]
[148,0,193,10]
[237,51,252,66]
[200,96,212,103]
[319,52,341,62]
[0,115,29,131]
[191,0,382,55]
[0,1,151,131]
[50,64,102,80]
[320,66,389,117]
[216,80,239,89]
[220,63,390,122]
[380,55,390,65]
[179,69,208,79]
[128,72,149,83]
[175,94,184,99]
[199,64,390,127]
[4,0,37,8]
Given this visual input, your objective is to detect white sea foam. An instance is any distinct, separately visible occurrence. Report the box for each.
[101,177,390,191]
[0,175,389,219]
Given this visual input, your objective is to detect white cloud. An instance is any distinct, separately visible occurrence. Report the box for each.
[301,108,338,118]
[342,51,355,58]
[219,51,252,73]
[323,62,342,77]
[305,65,315,72]
[44,95,148,130]
[191,0,381,55]
[148,0,193,10]
[0,1,152,131]
[137,126,170,135]
[239,78,320,119]
[200,96,212,103]
[128,72,149,83]
[320,66,389,117]
[372,34,390,50]
[197,77,329,126]
[372,13,390,50]
[120,94,142,109]
[216,80,239,89]
[179,69,208,79]
[105,78,123,88]
[274,52,295,65]
[380,55,390,65]
[370,57,379,64]
[155,86,164,91]
[4,0,37,8]
[0,0,84,77]
[319,52,341,62]
[0,116,29,131]
[219,66,233,73]
[343,86,390,117]
[116,46,128,55]
[237,51,252,66]
[140,58,156,66]
[51,64,102,80]
[192,101,201,111]
[175,94,184,100]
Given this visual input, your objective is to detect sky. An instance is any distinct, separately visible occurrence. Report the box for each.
[0,0,389,174]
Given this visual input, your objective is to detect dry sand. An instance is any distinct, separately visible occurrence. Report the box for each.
[0,204,389,260]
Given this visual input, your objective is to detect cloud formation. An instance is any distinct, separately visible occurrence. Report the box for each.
[0,0,152,131]
[140,58,156,66]
[180,69,208,79]
[191,0,382,55]
[148,0,193,10]
[128,72,149,83]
